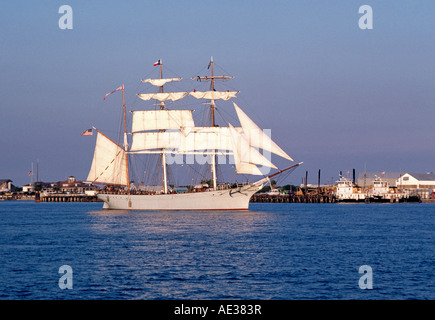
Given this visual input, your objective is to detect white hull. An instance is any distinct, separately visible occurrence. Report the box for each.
[97,184,263,210]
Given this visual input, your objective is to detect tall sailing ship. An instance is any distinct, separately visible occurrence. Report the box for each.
[86,58,302,210]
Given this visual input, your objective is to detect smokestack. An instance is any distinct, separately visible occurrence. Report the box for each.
[353,168,356,184]
[305,171,308,194]
[318,169,321,189]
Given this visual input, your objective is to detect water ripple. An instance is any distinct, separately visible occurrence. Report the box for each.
[0,202,433,299]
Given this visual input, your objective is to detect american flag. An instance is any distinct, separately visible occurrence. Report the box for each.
[81,129,93,136]
[153,59,162,66]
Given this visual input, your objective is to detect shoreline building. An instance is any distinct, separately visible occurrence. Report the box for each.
[22,184,35,193]
[21,176,99,195]
[56,176,97,194]
[396,173,435,199]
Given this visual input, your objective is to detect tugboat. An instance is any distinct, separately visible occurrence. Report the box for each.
[334,177,366,202]
[365,176,421,203]
[366,176,393,203]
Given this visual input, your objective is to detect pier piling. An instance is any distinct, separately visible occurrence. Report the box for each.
[39,194,100,203]
[250,193,336,203]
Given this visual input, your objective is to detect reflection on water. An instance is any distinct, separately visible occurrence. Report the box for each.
[87,208,268,237]
[89,209,131,216]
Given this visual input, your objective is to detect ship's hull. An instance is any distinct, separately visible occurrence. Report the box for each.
[336,198,366,203]
[97,184,263,210]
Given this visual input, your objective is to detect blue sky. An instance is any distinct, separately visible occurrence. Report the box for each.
[1,1,435,186]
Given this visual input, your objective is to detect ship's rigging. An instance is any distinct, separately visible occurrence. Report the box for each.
[86,58,301,207]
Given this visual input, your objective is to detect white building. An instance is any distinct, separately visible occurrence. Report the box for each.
[396,173,435,199]
[396,173,435,189]
[22,184,35,193]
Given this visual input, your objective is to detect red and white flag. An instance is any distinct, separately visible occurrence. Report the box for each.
[153,59,162,66]
[103,84,124,100]
[81,128,93,136]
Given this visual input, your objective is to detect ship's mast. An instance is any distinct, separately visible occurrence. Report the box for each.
[159,61,168,194]
[210,57,215,127]
[194,57,233,190]
[31,162,34,185]
[209,57,217,190]
[122,85,130,195]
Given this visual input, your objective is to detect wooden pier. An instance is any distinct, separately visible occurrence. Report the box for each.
[39,194,101,203]
[251,193,336,203]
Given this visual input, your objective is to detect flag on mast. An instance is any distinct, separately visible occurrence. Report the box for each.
[103,85,124,100]
[153,59,162,66]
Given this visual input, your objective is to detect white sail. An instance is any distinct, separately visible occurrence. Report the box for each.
[233,103,293,161]
[228,123,277,175]
[178,127,234,152]
[141,78,182,87]
[189,91,238,101]
[86,131,128,185]
[137,92,188,102]
[130,125,279,173]
[130,127,236,152]
[228,124,263,175]
[130,131,181,151]
[131,110,194,132]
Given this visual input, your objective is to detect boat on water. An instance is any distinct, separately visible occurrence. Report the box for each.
[85,58,302,210]
[335,175,421,203]
[365,176,420,203]
[334,177,366,202]
[365,176,394,203]
[266,189,282,196]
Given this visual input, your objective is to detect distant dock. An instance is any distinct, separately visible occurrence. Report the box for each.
[2,192,430,204]
[37,193,101,203]
[0,193,101,202]
[251,193,336,203]
[250,193,425,203]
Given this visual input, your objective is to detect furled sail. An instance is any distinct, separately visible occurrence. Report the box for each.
[137,92,188,102]
[131,110,194,132]
[141,78,182,87]
[228,123,277,175]
[189,91,238,101]
[86,131,128,185]
[233,103,294,161]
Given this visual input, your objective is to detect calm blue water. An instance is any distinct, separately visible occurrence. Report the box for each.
[0,201,433,300]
